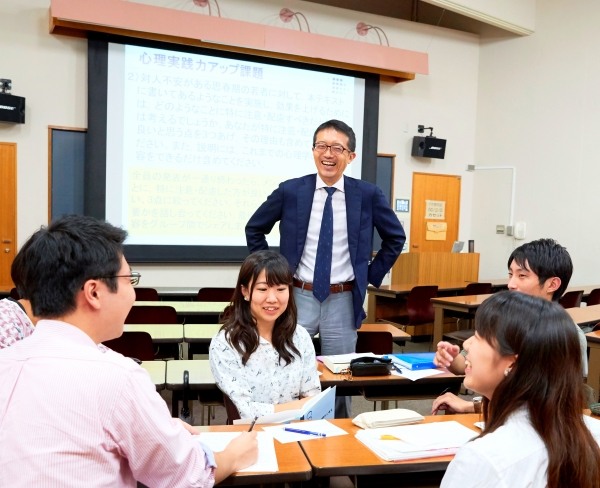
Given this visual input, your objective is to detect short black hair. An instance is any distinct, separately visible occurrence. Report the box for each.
[12,215,127,318]
[313,119,356,152]
[507,238,572,301]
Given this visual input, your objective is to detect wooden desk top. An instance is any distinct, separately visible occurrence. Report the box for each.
[184,323,222,342]
[317,362,463,390]
[123,324,184,343]
[140,360,166,390]
[358,323,411,340]
[155,287,199,296]
[566,305,600,327]
[368,282,472,297]
[430,294,493,309]
[134,301,229,314]
[166,359,215,390]
[299,415,480,476]
[193,424,312,486]
[585,331,600,344]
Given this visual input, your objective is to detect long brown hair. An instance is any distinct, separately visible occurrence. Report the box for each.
[220,250,300,366]
[475,291,600,488]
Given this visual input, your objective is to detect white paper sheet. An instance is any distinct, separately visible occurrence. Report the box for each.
[196,432,278,472]
[262,420,349,444]
[390,368,446,381]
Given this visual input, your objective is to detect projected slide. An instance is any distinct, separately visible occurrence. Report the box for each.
[105,43,365,246]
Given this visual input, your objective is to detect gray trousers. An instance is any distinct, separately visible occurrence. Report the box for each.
[294,287,357,418]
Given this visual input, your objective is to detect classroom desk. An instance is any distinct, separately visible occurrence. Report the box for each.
[432,297,600,347]
[123,323,184,343]
[140,360,166,391]
[431,295,492,345]
[299,414,480,479]
[586,331,600,403]
[184,323,223,359]
[165,360,463,416]
[134,301,229,323]
[317,362,463,399]
[193,424,312,486]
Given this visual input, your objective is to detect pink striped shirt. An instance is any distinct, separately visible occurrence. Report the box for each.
[0,320,215,488]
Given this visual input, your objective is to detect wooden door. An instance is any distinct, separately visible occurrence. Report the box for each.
[410,172,461,252]
[0,143,17,291]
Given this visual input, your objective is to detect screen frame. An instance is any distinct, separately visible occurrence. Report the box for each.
[87,33,380,263]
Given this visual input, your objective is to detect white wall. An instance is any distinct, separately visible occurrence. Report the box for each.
[472,0,600,285]
[2,0,480,288]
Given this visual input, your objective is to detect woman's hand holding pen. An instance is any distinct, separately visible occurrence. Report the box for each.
[431,392,476,416]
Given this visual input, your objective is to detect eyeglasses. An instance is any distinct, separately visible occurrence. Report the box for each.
[102,272,141,286]
[313,142,351,155]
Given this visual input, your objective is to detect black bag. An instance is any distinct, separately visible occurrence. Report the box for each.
[349,356,392,377]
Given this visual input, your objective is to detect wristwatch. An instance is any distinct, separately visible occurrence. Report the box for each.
[473,396,483,414]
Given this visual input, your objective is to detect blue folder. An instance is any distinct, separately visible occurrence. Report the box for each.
[385,352,437,371]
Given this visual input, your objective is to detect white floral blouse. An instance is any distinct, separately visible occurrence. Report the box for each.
[209,325,321,419]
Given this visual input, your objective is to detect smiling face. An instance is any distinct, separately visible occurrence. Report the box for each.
[463,332,517,400]
[507,259,559,302]
[312,127,356,186]
[241,270,289,330]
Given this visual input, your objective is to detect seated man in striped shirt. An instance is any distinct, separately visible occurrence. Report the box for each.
[0,215,257,488]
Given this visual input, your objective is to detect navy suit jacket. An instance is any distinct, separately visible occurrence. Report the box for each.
[245,174,406,328]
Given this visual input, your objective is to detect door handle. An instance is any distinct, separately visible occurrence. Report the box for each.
[2,239,11,244]
[412,245,419,248]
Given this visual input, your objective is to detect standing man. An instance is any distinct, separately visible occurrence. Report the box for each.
[246,120,405,417]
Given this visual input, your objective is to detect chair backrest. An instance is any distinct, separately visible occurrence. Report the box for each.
[103,331,154,361]
[464,282,492,296]
[125,305,178,324]
[592,322,600,333]
[9,288,20,300]
[587,288,600,306]
[197,287,235,302]
[356,331,393,355]
[222,392,241,423]
[134,287,159,301]
[406,286,438,325]
[559,290,583,309]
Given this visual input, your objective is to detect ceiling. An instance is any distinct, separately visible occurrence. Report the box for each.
[301,0,490,35]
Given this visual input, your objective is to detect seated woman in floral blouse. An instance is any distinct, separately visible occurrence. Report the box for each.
[210,250,321,419]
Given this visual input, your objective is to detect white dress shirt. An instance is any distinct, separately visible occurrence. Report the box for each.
[295,175,355,284]
[209,325,321,419]
[441,409,600,488]
[0,320,215,488]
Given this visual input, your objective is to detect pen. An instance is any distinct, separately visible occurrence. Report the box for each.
[392,363,403,374]
[248,416,258,432]
[438,387,451,397]
[284,427,326,437]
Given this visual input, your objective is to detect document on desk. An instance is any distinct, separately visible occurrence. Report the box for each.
[355,421,478,461]
[262,419,348,444]
[390,368,445,381]
[196,432,278,472]
[234,386,336,425]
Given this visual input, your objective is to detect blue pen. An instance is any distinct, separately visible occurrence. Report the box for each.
[392,363,403,374]
[284,427,327,437]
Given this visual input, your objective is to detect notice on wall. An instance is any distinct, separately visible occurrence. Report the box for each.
[425,200,445,220]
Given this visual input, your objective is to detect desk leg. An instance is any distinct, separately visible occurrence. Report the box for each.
[366,293,377,323]
[588,344,600,403]
[172,390,181,417]
[433,306,444,348]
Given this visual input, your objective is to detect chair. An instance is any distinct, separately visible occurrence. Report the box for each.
[125,305,178,324]
[586,289,600,306]
[463,283,492,296]
[222,392,241,424]
[197,287,235,302]
[356,331,393,355]
[559,290,583,309]
[9,288,20,300]
[382,286,439,328]
[103,331,154,361]
[125,306,179,359]
[592,322,600,332]
[442,328,475,347]
[134,287,159,301]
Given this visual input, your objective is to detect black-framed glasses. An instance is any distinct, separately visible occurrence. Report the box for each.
[102,272,141,286]
[313,142,351,155]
